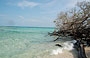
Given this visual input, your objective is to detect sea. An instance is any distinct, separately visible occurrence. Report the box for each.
[0,26,75,58]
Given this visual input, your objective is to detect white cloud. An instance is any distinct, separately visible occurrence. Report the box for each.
[18,16,24,19]
[66,0,90,9]
[40,0,59,8]
[44,0,58,7]
[17,0,39,9]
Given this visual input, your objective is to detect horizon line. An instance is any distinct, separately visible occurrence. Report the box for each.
[0,26,55,28]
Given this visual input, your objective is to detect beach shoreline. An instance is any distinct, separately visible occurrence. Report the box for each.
[50,49,77,58]
[50,47,90,58]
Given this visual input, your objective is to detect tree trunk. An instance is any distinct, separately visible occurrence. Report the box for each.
[77,40,87,58]
[80,44,87,58]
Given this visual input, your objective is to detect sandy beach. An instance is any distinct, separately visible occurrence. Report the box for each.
[52,47,90,58]
[85,47,90,58]
[49,49,78,58]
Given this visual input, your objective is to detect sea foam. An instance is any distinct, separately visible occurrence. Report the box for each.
[50,48,63,55]
[51,40,77,55]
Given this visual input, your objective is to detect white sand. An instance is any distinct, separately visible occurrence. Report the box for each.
[50,49,78,58]
[85,47,90,58]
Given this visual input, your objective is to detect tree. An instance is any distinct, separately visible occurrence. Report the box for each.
[53,1,90,37]
[49,1,90,58]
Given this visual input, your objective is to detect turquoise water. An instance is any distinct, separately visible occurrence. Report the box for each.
[0,26,60,58]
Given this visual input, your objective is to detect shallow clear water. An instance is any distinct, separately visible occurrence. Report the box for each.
[0,26,61,58]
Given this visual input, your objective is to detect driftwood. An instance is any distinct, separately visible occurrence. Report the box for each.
[55,44,62,47]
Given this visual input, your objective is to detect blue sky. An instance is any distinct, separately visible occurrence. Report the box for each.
[0,0,89,27]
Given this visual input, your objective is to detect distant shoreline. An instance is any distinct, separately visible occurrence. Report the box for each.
[0,26,55,29]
